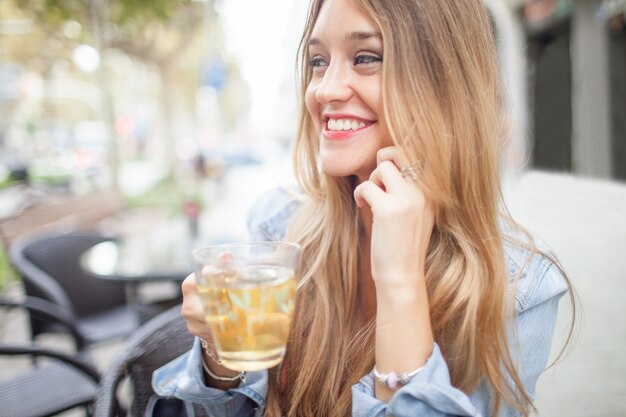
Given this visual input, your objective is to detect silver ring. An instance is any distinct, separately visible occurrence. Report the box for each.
[400,162,422,181]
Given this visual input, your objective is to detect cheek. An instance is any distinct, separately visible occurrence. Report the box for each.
[304,86,319,122]
[378,119,393,147]
[364,80,383,119]
[365,83,390,145]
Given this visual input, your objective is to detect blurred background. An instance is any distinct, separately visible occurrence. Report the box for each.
[0,0,624,416]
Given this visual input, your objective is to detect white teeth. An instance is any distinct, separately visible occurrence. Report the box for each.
[326,118,368,131]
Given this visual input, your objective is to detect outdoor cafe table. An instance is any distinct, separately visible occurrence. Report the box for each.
[81,239,192,283]
[80,233,193,306]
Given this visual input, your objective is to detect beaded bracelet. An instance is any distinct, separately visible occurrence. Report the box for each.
[374,365,423,390]
[200,339,246,383]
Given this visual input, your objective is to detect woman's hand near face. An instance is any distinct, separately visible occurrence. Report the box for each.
[353,146,436,402]
[353,146,435,290]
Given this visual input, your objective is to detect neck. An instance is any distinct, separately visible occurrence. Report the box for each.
[359,206,373,239]
[354,174,374,239]
[357,200,376,322]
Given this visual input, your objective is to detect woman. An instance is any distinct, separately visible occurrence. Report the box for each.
[153,0,573,415]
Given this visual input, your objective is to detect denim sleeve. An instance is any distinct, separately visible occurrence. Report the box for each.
[352,259,568,417]
[246,186,300,241]
[508,261,569,401]
[352,344,479,417]
[152,338,268,417]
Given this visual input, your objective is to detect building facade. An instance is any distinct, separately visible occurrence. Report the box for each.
[496,0,625,180]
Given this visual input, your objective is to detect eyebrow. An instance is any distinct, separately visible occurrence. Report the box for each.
[308,30,382,47]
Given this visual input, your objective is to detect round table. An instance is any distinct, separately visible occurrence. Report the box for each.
[81,240,192,282]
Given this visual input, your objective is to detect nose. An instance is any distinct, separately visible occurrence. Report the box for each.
[314,61,353,104]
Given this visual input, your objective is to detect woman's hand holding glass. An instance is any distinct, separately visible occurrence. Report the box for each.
[181,274,213,341]
[181,273,243,389]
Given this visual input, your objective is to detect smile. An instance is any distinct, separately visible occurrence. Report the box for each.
[323,117,375,140]
[326,118,369,131]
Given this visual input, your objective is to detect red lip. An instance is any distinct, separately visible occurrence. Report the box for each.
[323,123,374,140]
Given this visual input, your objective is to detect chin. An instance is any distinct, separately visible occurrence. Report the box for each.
[321,165,355,178]
[321,161,374,180]
[319,152,376,179]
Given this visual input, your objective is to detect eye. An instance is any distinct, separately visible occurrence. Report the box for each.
[309,56,328,68]
[354,54,382,65]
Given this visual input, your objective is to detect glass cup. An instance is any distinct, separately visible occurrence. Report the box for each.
[192,242,301,372]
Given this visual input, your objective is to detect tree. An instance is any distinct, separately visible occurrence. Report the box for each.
[9,0,210,187]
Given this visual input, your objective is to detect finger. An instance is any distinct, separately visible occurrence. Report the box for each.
[354,180,386,208]
[217,251,234,269]
[181,275,206,321]
[180,274,216,340]
[181,273,198,297]
[368,167,385,191]
[370,160,406,193]
[376,146,407,169]
[378,146,425,186]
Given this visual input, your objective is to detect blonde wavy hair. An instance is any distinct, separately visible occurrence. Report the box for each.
[264,0,571,416]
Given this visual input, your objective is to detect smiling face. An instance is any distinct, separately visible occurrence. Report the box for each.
[304,0,390,182]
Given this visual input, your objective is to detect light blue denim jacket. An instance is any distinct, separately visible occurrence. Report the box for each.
[153,187,569,417]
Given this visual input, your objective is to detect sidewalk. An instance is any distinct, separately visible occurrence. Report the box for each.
[503,171,626,417]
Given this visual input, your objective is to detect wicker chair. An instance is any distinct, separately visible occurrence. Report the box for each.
[0,296,101,417]
[9,231,141,351]
[94,305,208,417]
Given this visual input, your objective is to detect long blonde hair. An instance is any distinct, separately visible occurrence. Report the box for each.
[265,0,563,416]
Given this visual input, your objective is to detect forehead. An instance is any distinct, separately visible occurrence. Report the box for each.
[310,0,379,41]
